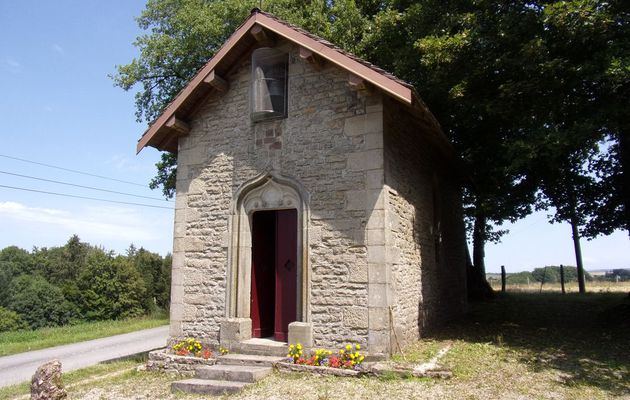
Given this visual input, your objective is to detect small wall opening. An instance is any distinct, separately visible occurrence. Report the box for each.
[251,48,288,122]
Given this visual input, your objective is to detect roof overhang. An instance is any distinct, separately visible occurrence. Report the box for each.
[136,10,440,154]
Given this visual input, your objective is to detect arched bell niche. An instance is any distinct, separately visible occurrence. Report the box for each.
[226,172,309,331]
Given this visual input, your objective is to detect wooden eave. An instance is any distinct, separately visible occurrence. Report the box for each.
[136,10,438,154]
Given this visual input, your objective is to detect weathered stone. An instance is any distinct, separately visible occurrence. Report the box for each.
[31,360,67,400]
[162,35,466,356]
[288,322,313,347]
[344,307,368,329]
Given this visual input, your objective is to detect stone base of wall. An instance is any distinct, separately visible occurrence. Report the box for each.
[146,349,216,374]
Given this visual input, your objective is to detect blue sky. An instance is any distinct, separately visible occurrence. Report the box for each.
[0,1,627,271]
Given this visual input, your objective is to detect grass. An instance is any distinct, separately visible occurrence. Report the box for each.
[489,280,630,293]
[4,293,628,399]
[0,312,168,357]
[0,359,141,399]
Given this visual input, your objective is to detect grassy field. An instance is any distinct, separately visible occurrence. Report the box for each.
[0,312,168,357]
[489,280,630,293]
[3,293,628,399]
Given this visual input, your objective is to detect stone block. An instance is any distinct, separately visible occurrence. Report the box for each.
[345,190,367,210]
[288,322,313,347]
[364,133,383,150]
[366,210,384,229]
[368,330,390,355]
[173,221,186,239]
[344,307,368,329]
[368,283,388,307]
[366,189,385,210]
[366,170,383,189]
[220,318,252,344]
[368,263,389,284]
[170,303,184,323]
[171,283,184,303]
[169,320,183,336]
[347,150,383,171]
[343,114,367,137]
[347,263,368,283]
[368,307,389,330]
[367,229,385,246]
[367,245,386,263]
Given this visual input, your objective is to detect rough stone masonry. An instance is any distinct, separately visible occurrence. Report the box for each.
[168,37,467,357]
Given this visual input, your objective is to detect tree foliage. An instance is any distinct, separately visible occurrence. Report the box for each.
[0,306,28,332]
[7,275,75,329]
[114,0,629,293]
[0,236,171,332]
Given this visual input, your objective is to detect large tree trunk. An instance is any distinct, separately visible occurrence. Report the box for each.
[570,214,586,294]
[617,128,630,237]
[467,201,494,299]
[472,205,487,279]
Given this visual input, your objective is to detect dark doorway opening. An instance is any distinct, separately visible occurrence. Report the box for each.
[250,209,297,341]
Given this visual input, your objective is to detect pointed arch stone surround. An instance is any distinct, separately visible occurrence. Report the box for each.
[220,172,312,348]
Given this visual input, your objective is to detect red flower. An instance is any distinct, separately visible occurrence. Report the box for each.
[202,349,213,359]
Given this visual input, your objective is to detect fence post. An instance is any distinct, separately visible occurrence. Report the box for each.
[560,264,566,294]
[501,265,506,293]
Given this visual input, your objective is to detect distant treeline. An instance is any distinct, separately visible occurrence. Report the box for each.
[0,235,171,332]
[488,266,630,284]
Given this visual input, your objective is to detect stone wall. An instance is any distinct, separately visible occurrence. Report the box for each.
[169,40,386,353]
[383,98,467,348]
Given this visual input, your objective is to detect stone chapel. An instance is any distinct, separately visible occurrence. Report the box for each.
[137,9,468,358]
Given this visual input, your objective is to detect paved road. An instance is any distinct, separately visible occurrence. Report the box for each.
[0,325,169,387]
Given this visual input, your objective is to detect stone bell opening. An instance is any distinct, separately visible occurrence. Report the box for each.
[250,208,298,342]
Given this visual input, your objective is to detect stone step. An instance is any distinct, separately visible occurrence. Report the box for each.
[196,364,272,383]
[171,378,248,395]
[218,353,286,367]
[232,338,289,357]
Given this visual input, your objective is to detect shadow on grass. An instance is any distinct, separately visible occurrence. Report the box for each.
[430,292,630,396]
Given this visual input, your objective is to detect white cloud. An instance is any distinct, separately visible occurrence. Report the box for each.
[105,154,153,173]
[4,57,21,73]
[51,43,64,54]
[0,201,164,243]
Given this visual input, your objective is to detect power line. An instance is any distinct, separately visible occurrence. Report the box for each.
[0,184,174,210]
[0,170,170,202]
[0,154,148,187]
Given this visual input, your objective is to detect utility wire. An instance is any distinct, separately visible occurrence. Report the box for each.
[0,184,173,210]
[0,154,148,187]
[0,170,170,202]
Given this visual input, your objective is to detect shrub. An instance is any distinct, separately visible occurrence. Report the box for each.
[77,251,147,321]
[0,306,28,332]
[8,275,75,329]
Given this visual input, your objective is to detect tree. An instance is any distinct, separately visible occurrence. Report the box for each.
[538,0,630,238]
[77,250,148,320]
[130,247,168,312]
[362,1,543,292]
[112,0,374,198]
[7,275,75,329]
[0,307,28,332]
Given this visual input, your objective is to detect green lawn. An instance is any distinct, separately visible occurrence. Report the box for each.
[2,294,628,399]
[0,313,168,357]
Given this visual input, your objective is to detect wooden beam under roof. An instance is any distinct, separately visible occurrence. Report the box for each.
[202,70,229,92]
[299,47,325,70]
[250,25,274,46]
[348,74,373,95]
[165,115,190,136]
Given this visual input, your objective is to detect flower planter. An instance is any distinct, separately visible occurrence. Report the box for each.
[146,349,216,375]
[276,362,363,377]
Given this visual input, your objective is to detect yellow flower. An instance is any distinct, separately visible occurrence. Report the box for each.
[340,349,345,354]
[346,344,352,350]
[356,344,360,350]
[297,344,302,349]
